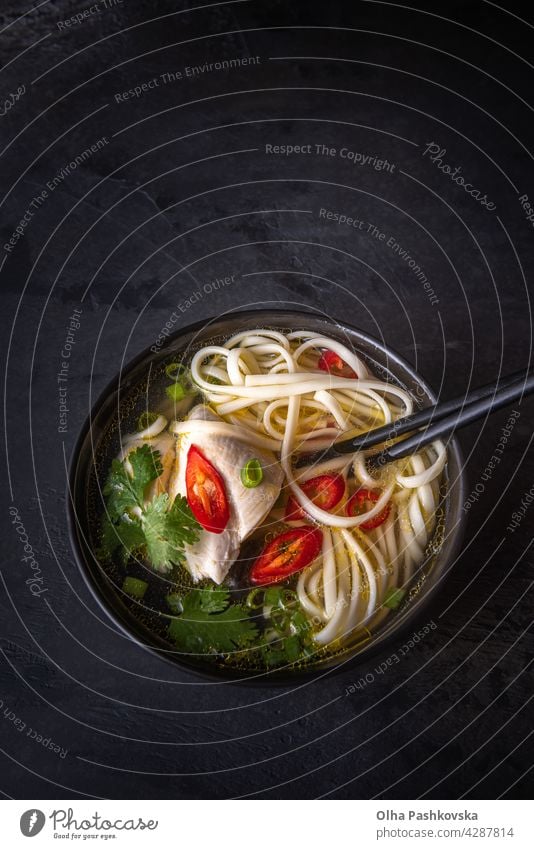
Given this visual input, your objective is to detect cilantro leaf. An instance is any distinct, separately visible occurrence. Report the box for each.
[99,446,200,572]
[168,589,257,654]
[184,586,231,613]
[165,495,203,548]
[142,493,199,571]
[103,444,162,519]
[168,605,257,653]
[100,516,145,563]
[129,442,163,485]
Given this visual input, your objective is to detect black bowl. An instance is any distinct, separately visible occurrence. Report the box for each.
[68,309,467,684]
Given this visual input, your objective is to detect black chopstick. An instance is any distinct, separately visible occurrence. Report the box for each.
[371,370,534,466]
[337,367,529,455]
[297,367,534,469]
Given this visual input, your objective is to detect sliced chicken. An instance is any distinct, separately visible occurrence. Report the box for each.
[168,405,283,584]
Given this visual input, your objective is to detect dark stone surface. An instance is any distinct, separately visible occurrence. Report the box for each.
[1,0,532,799]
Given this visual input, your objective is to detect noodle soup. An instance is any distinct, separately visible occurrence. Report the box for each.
[86,325,449,674]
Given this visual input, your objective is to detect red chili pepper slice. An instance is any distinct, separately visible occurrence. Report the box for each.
[250,527,323,585]
[318,349,357,378]
[346,488,390,530]
[285,474,345,522]
[185,445,229,534]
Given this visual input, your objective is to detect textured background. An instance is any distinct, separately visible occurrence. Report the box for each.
[1,0,533,799]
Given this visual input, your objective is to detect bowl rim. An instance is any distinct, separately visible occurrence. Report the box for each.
[67,307,467,686]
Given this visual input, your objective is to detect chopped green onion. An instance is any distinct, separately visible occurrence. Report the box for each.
[279,588,298,610]
[122,577,148,599]
[264,587,283,608]
[165,360,189,402]
[246,588,265,610]
[283,635,301,662]
[165,362,187,381]
[290,610,311,636]
[384,587,406,609]
[263,646,287,667]
[270,606,291,635]
[136,411,158,432]
[166,593,184,614]
[166,382,186,402]
[240,458,263,488]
